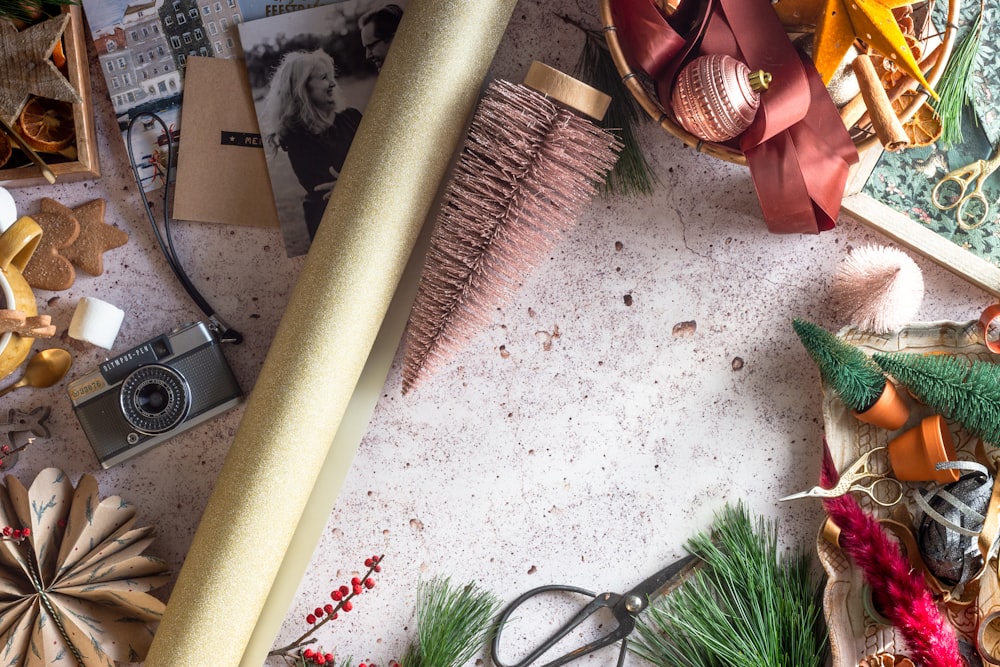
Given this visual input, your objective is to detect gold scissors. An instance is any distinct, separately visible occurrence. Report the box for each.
[780,447,904,507]
[932,142,1000,230]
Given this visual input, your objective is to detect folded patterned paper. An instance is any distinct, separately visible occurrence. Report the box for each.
[0,468,169,667]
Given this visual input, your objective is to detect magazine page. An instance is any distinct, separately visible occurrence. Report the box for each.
[79,0,345,194]
[238,0,405,256]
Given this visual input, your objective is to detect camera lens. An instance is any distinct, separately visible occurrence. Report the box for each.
[120,364,191,434]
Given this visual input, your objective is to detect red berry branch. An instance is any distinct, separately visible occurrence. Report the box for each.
[269,554,385,666]
[1,525,30,542]
[0,439,29,471]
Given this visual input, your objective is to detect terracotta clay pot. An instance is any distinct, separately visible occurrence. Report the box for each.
[0,216,42,381]
[853,380,910,431]
[887,414,960,484]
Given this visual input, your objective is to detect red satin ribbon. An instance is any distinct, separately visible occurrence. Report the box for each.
[610,0,858,234]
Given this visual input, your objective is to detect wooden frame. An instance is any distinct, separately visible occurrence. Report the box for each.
[0,4,100,187]
[842,140,1000,299]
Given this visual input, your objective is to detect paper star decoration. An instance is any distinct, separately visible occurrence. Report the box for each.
[813,0,936,98]
[0,15,81,125]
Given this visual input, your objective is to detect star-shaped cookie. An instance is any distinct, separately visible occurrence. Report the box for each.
[0,15,82,126]
[813,0,936,97]
[60,199,129,275]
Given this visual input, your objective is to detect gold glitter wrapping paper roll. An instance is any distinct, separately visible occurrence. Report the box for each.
[144,2,518,665]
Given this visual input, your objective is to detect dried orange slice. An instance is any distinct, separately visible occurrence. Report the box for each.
[51,39,66,69]
[17,97,75,153]
[899,101,942,147]
[0,130,11,168]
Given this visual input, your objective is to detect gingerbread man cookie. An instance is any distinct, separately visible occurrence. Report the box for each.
[0,310,55,338]
[22,198,78,291]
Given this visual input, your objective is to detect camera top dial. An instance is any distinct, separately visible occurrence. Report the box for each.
[120,365,191,434]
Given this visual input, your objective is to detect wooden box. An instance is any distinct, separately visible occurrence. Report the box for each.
[0,4,100,187]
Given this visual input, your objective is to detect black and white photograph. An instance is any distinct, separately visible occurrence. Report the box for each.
[239,0,405,257]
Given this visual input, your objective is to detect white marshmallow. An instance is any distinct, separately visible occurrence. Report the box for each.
[69,297,126,349]
[0,188,17,234]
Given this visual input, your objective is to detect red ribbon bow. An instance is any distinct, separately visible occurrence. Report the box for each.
[611,0,859,234]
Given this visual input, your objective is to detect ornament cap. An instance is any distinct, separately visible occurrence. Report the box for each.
[749,70,771,92]
[522,61,612,121]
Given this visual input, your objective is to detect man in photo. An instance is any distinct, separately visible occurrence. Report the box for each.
[358,4,403,71]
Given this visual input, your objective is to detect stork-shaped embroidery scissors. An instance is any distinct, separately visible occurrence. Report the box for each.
[491,553,699,667]
[931,142,1000,229]
[780,446,904,507]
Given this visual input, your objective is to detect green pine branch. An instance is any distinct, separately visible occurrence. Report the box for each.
[563,13,659,198]
[0,0,78,24]
[398,578,502,667]
[872,351,1000,446]
[931,0,985,147]
[631,503,827,667]
[792,319,887,412]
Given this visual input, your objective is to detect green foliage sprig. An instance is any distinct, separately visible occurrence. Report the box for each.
[931,0,985,147]
[631,503,827,667]
[792,319,887,412]
[873,351,1000,446]
[399,578,502,667]
[0,0,77,25]
[563,13,658,198]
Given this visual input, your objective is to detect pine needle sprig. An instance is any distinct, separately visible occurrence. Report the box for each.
[931,0,984,147]
[873,351,1000,445]
[0,0,78,24]
[792,319,887,412]
[564,14,659,198]
[399,577,502,667]
[630,504,827,667]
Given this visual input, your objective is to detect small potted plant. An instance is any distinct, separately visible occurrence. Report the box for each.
[793,318,909,430]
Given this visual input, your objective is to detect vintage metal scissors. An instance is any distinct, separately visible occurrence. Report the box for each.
[931,142,1000,229]
[491,553,698,667]
[779,446,904,507]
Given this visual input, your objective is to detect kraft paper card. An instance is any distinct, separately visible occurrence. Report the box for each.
[173,56,279,228]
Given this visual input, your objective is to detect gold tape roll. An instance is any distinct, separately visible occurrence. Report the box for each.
[144,1,518,664]
[980,564,1000,665]
[522,61,611,121]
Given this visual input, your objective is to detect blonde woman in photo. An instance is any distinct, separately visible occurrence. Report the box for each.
[262,49,362,239]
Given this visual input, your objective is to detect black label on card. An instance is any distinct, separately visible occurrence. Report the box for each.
[221,131,263,148]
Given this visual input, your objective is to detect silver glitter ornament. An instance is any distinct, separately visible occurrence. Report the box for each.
[671,54,770,143]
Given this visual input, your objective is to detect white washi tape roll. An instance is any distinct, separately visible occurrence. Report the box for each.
[69,297,125,349]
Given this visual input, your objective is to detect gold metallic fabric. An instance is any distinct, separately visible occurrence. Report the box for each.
[144,1,518,664]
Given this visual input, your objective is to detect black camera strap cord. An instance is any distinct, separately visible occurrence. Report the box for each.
[126,112,243,345]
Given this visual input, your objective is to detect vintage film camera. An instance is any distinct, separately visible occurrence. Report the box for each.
[68,321,242,468]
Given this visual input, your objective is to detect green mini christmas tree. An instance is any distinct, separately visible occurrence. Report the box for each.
[792,319,887,412]
[873,351,1000,446]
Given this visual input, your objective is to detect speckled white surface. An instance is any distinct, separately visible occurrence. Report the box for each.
[0,1,992,665]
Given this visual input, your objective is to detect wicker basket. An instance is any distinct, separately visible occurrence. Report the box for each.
[599,0,961,164]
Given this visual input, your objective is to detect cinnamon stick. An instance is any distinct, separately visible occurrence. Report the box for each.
[857,44,943,128]
[852,54,909,151]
